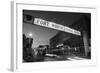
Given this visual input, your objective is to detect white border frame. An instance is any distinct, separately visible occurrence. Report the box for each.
[11,1,97,72]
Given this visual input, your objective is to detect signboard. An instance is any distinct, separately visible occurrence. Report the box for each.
[34,18,81,36]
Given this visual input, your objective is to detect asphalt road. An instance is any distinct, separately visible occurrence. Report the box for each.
[41,54,89,62]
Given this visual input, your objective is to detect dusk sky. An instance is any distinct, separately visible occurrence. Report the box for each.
[23,22,60,48]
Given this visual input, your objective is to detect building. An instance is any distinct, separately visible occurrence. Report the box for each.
[50,15,91,58]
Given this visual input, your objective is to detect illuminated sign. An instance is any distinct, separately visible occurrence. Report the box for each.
[34,18,81,36]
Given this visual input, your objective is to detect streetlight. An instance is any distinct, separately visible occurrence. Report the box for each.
[27,32,33,38]
[27,32,33,48]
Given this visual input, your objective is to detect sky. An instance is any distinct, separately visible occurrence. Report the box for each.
[23,22,60,48]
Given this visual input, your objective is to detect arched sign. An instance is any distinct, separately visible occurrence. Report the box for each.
[34,18,81,36]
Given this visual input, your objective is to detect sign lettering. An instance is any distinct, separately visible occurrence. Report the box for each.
[34,18,81,36]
